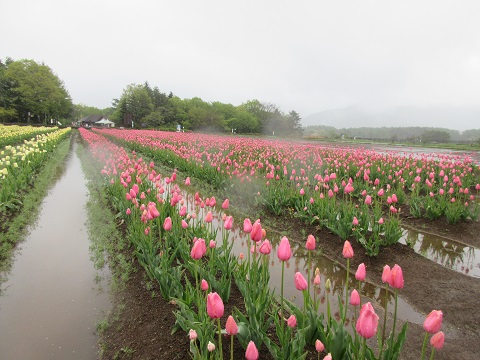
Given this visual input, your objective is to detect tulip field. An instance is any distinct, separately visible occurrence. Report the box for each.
[95,128,479,256]
[0,126,71,214]
[78,127,477,359]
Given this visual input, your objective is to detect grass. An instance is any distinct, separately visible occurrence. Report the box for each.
[0,133,72,278]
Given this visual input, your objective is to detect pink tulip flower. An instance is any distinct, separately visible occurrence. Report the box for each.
[388,264,404,289]
[287,315,297,328]
[259,240,272,255]
[294,272,308,291]
[184,177,190,186]
[382,265,391,283]
[430,331,445,350]
[204,211,213,223]
[342,240,354,259]
[201,279,209,291]
[250,220,263,242]
[226,315,238,335]
[350,289,360,306]
[224,215,233,230]
[189,329,197,340]
[277,236,292,261]
[355,263,366,281]
[423,310,443,334]
[245,341,259,360]
[163,217,172,231]
[365,195,372,205]
[243,218,252,233]
[356,302,379,339]
[315,339,325,352]
[222,198,229,209]
[352,217,359,226]
[323,354,332,360]
[306,234,316,250]
[206,292,224,319]
[190,238,206,260]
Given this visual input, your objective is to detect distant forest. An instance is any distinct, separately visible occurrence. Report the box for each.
[304,125,480,144]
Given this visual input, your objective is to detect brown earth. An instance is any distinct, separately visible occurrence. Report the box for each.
[99,204,480,360]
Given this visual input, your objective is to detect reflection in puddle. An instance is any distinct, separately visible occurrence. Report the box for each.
[400,228,480,278]
[0,139,111,360]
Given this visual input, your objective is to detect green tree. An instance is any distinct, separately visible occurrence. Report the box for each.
[4,59,72,124]
[117,84,153,127]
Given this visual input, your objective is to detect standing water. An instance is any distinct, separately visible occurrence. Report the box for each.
[0,138,110,359]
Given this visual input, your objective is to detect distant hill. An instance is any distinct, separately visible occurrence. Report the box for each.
[302,105,480,132]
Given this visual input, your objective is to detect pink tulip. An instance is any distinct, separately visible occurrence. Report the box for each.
[355,263,366,281]
[323,354,332,360]
[294,272,308,291]
[190,238,206,260]
[201,279,209,291]
[259,240,272,255]
[181,219,188,228]
[163,217,172,231]
[243,218,252,233]
[205,211,213,223]
[314,273,321,286]
[226,315,238,335]
[287,314,297,328]
[315,339,325,352]
[356,302,379,339]
[189,329,197,340]
[430,331,445,350]
[222,198,229,209]
[350,289,360,306]
[423,310,443,334]
[184,177,190,186]
[277,236,292,261]
[378,217,384,225]
[382,265,391,283]
[245,341,259,360]
[392,194,398,203]
[342,240,354,259]
[206,292,224,319]
[250,220,263,242]
[126,208,131,215]
[388,264,404,289]
[224,215,233,230]
[306,234,316,250]
[209,240,216,249]
[352,216,359,226]
[365,195,372,205]
[207,341,215,352]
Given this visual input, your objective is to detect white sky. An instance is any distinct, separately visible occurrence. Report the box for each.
[2,0,480,127]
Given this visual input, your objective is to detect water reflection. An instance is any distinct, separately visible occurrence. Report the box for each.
[0,139,111,360]
[400,228,480,278]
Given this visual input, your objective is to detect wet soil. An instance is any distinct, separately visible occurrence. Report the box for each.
[100,204,480,359]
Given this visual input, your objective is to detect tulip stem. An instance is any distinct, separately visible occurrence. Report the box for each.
[217,318,223,359]
[378,285,389,360]
[429,348,436,360]
[280,261,285,334]
[307,251,311,304]
[421,332,429,360]
[230,334,234,360]
[344,258,350,323]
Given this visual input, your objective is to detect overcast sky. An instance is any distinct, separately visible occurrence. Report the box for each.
[2,1,480,129]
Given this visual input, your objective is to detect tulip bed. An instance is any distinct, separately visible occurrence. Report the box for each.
[0,126,71,213]
[94,128,480,256]
[80,128,447,360]
[0,124,59,148]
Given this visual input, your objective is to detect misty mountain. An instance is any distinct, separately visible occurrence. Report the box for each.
[302,105,480,132]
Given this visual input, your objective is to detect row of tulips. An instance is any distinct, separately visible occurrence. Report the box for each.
[0,127,71,212]
[94,129,479,256]
[79,128,446,359]
[0,124,58,148]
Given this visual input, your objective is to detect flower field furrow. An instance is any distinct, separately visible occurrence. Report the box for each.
[80,127,449,359]
[95,128,480,256]
[0,127,71,211]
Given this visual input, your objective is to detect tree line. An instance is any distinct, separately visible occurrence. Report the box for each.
[0,57,303,137]
[109,82,303,136]
[304,125,480,144]
[0,58,73,125]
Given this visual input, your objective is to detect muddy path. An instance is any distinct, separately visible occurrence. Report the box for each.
[0,136,110,359]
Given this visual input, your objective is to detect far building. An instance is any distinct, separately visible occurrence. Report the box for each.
[78,115,115,128]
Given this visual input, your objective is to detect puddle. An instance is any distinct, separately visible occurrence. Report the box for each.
[400,228,480,278]
[0,139,111,360]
